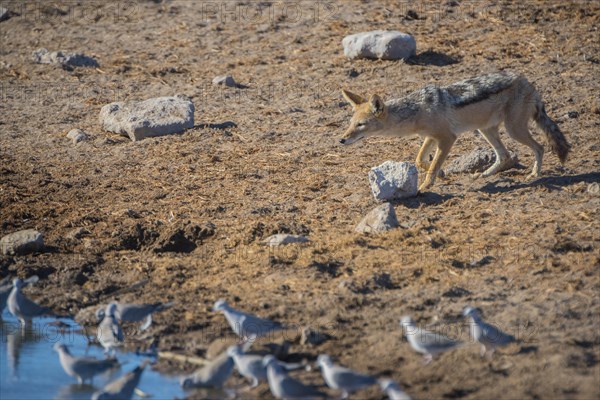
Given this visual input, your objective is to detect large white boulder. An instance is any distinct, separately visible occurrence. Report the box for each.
[0,229,44,255]
[368,161,418,201]
[342,30,416,60]
[99,95,194,141]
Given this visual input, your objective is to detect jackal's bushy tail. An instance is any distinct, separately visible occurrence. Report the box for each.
[534,103,570,163]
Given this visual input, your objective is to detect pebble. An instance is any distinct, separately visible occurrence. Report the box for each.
[32,48,99,68]
[355,203,399,234]
[212,75,238,88]
[264,234,309,246]
[66,129,88,144]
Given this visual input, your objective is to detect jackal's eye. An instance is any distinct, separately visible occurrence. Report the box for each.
[356,122,366,128]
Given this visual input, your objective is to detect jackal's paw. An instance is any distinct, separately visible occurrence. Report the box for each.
[471,172,482,179]
[526,172,540,180]
[418,183,431,193]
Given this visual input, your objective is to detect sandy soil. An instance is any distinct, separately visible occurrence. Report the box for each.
[1,1,599,399]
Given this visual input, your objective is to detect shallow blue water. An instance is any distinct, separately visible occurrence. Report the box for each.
[0,312,186,400]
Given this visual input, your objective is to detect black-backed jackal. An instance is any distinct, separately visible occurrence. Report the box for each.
[340,71,570,192]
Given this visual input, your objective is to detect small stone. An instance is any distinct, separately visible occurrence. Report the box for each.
[66,129,88,144]
[66,227,89,240]
[568,111,579,119]
[212,75,238,88]
[347,68,360,78]
[405,10,420,20]
[368,161,419,201]
[442,287,472,298]
[0,7,9,22]
[0,229,44,255]
[264,234,309,246]
[32,48,99,68]
[588,182,599,195]
[300,327,330,346]
[444,147,519,175]
[342,30,416,60]
[99,94,194,141]
[355,203,399,234]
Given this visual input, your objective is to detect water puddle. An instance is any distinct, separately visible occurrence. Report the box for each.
[0,313,186,400]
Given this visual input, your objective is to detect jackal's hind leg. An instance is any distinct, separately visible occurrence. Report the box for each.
[477,126,511,178]
[505,122,543,179]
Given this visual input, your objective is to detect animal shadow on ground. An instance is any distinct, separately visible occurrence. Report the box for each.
[391,192,458,209]
[407,50,461,67]
[478,172,600,194]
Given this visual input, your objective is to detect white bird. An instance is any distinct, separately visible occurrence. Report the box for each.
[213,299,284,341]
[0,275,38,319]
[95,301,174,331]
[180,350,234,389]
[97,303,124,355]
[263,355,326,400]
[379,379,411,400]
[92,361,148,400]
[53,342,119,385]
[227,345,308,388]
[463,306,516,359]
[317,354,377,399]
[7,278,51,326]
[400,316,463,364]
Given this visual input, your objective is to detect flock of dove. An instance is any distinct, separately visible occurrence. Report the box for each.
[1,276,517,399]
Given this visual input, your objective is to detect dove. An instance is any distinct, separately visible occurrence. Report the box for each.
[379,379,412,400]
[227,345,267,388]
[463,306,516,359]
[180,350,234,389]
[263,355,327,400]
[7,278,52,326]
[227,345,308,388]
[92,361,148,400]
[317,354,377,399]
[0,275,38,319]
[400,316,463,364]
[213,299,284,341]
[53,342,119,384]
[97,303,124,355]
[95,301,174,331]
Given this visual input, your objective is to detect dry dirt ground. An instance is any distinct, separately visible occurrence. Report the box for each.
[1,1,599,399]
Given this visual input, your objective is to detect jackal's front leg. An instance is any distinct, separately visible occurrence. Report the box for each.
[418,136,455,192]
[415,137,435,171]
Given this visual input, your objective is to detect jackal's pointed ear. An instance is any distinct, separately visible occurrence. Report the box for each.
[341,89,367,109]
[369,94,385,116]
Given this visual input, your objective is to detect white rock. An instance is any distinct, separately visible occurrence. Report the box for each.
[368,161,418,201]
[67,129,88,144]
[99,95,194,141]
[264,234,309,246]
[0,230,44,256]
[588,182,599,195]
[444,147,518,175]
[212,75,237,88]
[32,48,99,67]
[355,203,399,234]
[342,31,416,60]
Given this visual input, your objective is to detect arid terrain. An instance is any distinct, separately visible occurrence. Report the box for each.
[1,1,599,399]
